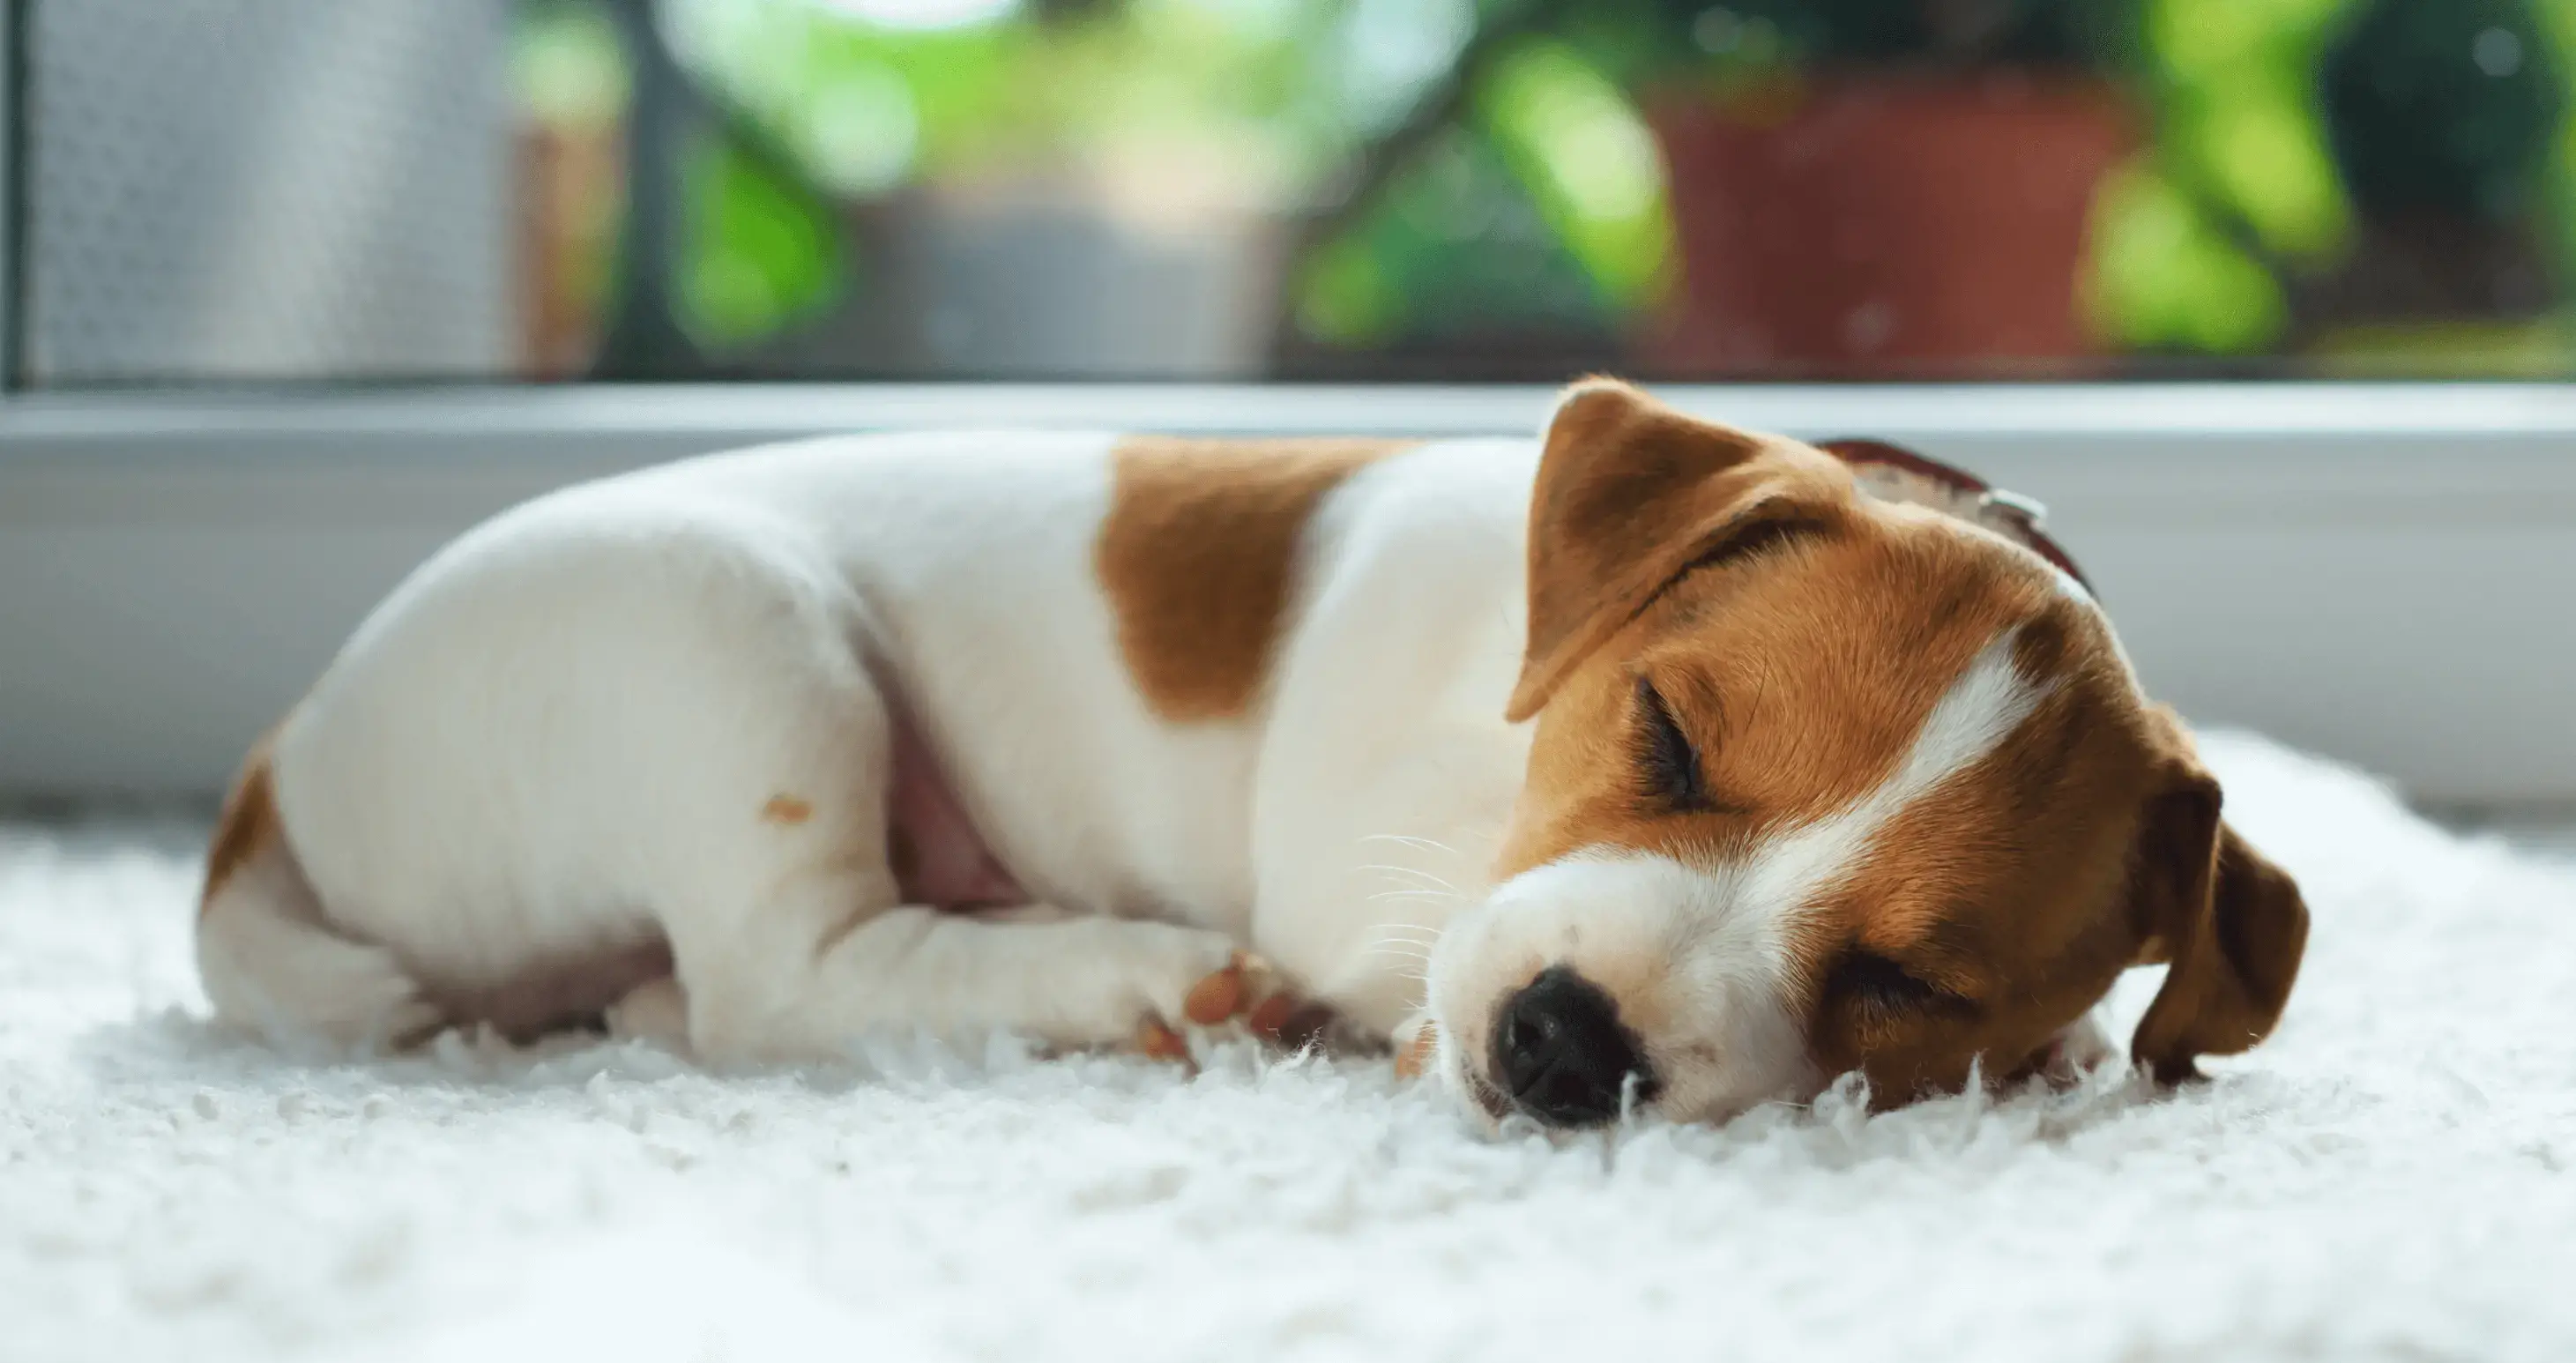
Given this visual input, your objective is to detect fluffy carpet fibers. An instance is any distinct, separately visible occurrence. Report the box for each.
[4,734,2572,1363]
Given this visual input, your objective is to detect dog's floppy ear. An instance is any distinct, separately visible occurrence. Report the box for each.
[2123,717,2312,1084]
[1508,378,1845,722]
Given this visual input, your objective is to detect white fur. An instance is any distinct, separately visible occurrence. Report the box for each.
[1423,851,1816,1125]
[197,836,442,1055]
[197,425,2086,1131]
[1934,505,2140,682]
[1754,627,2055,919]
[201,431,1541,1069]
[1422,627,2054,1125]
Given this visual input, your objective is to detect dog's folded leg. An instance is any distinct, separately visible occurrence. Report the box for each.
[605,976,690,1047]
[666,864,1247,1063]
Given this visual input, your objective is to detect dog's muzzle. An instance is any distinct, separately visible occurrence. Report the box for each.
[1490,966,1659,1128]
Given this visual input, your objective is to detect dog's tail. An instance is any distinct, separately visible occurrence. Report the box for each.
[195,730,443,1053]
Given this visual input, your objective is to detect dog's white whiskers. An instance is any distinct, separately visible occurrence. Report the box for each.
[1366,888,1462,906]
[1359,927,1442,953]
[1369,923,1441,942]
[1358,863,1464,894]
[1362,918,1442,972]
[1359,833,1463,860]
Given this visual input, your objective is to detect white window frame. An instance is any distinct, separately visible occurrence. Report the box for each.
[6,380,2576,806]
[2,0,21,388]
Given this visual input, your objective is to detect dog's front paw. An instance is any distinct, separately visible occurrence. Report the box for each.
[1134,950,1335,1063]
[1180,950,1264,1025]
[1138,950,1277,1061]
[1113,927,1251,1065]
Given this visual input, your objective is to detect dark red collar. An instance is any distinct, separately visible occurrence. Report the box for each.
[1814,438,2091,596]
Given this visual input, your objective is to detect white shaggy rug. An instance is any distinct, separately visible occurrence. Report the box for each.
[5,733,2574,1363]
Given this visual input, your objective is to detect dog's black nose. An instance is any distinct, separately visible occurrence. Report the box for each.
[1490,966,1657,1127]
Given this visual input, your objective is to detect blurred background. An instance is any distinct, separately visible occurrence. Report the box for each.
[22,0,2576,387]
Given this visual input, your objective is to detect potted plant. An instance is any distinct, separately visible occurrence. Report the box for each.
[1575,0,2144,376]
[2301,0,2568,374]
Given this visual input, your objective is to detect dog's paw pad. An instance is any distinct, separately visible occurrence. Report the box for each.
[1247,993,1336,1053]
[1182,951,1258,1025]
[1393,1018,1440,1080]
[1137,1016,1194,1066]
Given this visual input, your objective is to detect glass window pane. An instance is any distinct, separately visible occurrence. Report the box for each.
[22,0,2576,384]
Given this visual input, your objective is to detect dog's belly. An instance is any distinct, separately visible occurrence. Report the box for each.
[887,713,1025,911]
[427,937,675,1040]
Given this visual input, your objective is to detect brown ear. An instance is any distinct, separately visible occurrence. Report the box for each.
[2124,757,2312,1084]
[1508,378,1843,722]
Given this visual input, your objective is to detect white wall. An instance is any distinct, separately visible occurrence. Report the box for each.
[4,383,2572,802]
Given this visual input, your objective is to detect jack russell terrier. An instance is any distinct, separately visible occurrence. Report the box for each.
[197,379,2309,1128]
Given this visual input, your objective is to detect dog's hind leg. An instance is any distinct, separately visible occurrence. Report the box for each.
[624,562,1251,1061]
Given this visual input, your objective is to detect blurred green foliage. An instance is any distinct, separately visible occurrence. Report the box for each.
[683,133,848,345]
[515,0,2576,372]
[2083,161,2292,353]
[1478,41,1673,311]
[517,2,630,127]
[2324,0,2564,225]
[1303,33,1672,348]
[1572,0,2142,72]
[2096,0,2571,362]
[1297,125,1611,346]
[2085,0,2355,354]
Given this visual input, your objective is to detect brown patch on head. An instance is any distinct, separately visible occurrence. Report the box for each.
[1473,378,2307,1114]
[1507,377,1857,726]
[1788,626,2165,1101]
[2120,710,2312,1084]
[761,793,814,825]
[1499,377,2006,872]
[1785,637,2307,1102]
[1098,436,1414,720]
[202,726,285,917]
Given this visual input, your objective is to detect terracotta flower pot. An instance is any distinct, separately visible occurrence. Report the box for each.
[1647,75,2140,376]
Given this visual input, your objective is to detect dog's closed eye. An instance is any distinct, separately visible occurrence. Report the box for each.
[1633,678,1733,815]
[1671,507,1829,584]
[1827,950,1981,1024]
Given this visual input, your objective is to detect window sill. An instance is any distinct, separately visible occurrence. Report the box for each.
[5,382,2573,802]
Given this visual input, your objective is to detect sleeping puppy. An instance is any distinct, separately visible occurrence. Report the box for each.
[197,378,2308,1128]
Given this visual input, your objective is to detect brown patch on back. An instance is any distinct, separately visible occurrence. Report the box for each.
[1097,436,1415,720]
[761,793,814,825]
[202,726,285,917]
